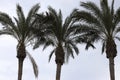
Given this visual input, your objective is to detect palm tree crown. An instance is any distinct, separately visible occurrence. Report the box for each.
[74,0,120,57]
[34,7,81,62]
[32,7,87,80]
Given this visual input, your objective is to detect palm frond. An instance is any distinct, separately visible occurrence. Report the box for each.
[100,0,109,14]
[64,24,79,39]
[0,29,16,38]
[73,10,101,28]
[102,41,106,54]
[26,3,40,24]
[0,12,20,40]
[48,49,55,62]
[42,39,54,50]
[114,7,120,26]
[16,4,27,41]
[80,1,102,19]
[65,44,74,63]
[63,10,76,38]
[48,6,62,41]
[73,24,100,35]
[16,4,25,25]
[69,41,79,55]
[85,42,95,50]
[100,0,114,35]
[115,36,120,41]
[33,37,46,49]
[26,51,39,78]
[111,0,114,16]
[65,43,74,56]
[0,12,15,27]
[58,10,63,28]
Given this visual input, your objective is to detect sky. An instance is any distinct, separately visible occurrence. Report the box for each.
[0,0,120,80]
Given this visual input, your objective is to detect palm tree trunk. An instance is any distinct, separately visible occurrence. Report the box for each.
[56,63,62,80]
[18,58,24,80]
[109,57,115,80]
[17,42,26,80]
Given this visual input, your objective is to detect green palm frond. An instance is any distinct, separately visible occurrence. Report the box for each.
[42,38,55,50]
[0,12,20,40]
[65,43,74,62]
[33,37,47,49]
[58,10,63,28]
[80,1,102,19]
[26,3,40,25]
[69,41,79,55]
[0,12,15,27]
[100,0,113,33]
[116,27,120,33]
[111,0,114,16]
[26,51,39,78]
[63,10,76,39]
[73,24,101,35]
[64,25,78,40]
[48,7,63,41]
[115,36,120,41]
[74,10,101,27]
[100,0,109,13]
[85,42,95,50]
[49,49,56,62]
[114,7,120,26]
[102,41,106,54]
[16,4,25,25]
[0,29,16,37]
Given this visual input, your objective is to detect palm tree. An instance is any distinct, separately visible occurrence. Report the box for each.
[32,7,87,80]
[0,4,39,80]
[73,0,120,80]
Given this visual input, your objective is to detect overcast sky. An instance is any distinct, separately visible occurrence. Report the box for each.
[0,0,120,80]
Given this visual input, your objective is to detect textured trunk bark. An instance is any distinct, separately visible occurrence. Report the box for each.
[55,43,64,80]
[109,57,115,80]
[18,59,24,80]
[56,63,62,80]
[106,37,116,80]
[17,42,26,80]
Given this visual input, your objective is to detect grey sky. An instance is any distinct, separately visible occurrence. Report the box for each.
[0,0,120,80]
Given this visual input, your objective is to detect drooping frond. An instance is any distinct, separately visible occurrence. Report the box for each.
[26,51,39,78]
[80,1,102,19]
[42,38,55,50]
[114,7,120,27]
[62,9,77,39]
[0,12,20,40]
[101,41,106,54]
[0,12,15,27]
[64,43,74,62]
[48,49,56,62]
[74,10,101,26]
